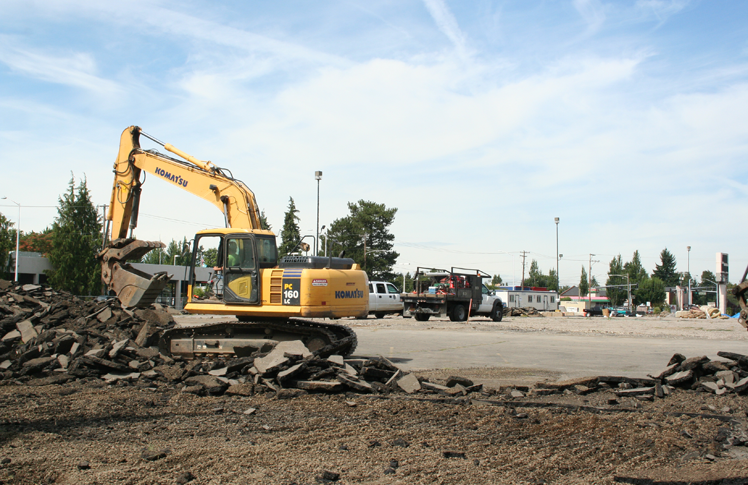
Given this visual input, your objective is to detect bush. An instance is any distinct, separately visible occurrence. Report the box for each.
[561,297,572,301]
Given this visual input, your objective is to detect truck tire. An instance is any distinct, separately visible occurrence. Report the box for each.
[414,313,430,322]
[449,304,467,322]
[490,303,503,322]
[374,312,385,319]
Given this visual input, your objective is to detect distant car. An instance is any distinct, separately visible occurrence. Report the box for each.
[584,306,606,317]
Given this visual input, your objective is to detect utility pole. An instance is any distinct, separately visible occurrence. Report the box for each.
[687,246,691,307]
[520,251,528,288]
[554,217,560,292]
[588,254,599,308]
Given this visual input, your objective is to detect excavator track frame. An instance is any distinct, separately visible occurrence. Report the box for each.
[159,318,358,359]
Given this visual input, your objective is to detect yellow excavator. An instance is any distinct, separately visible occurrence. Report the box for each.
[98,126,368,357]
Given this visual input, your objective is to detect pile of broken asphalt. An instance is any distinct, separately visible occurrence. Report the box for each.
[2,278,748,403]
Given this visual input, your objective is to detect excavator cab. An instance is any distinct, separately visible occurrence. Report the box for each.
[189,230,277,305]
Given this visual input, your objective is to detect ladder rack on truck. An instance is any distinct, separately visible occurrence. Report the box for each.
[401,267,503,322]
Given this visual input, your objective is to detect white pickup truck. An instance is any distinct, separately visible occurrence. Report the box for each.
[368,281,403,318]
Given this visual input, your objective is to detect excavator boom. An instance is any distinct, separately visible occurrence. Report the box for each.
[100,126,264,307]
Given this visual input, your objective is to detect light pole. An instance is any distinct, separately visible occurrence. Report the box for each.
[315,171,322,255]
[687,246,691,307]
[554,217,559,292]
[1,197,20,282]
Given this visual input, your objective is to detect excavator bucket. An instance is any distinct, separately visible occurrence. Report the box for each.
[99,238,172,308]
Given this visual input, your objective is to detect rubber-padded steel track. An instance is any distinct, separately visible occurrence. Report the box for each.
[160,318,357,358]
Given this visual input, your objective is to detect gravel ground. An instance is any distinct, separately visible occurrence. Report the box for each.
[2,314,748,484]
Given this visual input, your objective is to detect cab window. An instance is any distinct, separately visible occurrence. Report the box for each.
[386,283,399,293]
[256,236,278,268]
[226,238,255,269]
[376,283,386,294]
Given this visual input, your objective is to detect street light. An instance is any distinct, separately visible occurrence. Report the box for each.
[1,197,20,282]
[687,246,691,307]
[315,171,322,255]
[554,217,559,292]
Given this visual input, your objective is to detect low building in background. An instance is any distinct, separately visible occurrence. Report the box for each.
[494,286,559,311]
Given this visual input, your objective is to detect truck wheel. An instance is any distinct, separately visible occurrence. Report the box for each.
[490,304,503,322]
[374,312,385,319]
[450,304,467,322]
[414,314,430,322]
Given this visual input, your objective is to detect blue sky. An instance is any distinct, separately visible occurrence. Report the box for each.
[1,0,747,287]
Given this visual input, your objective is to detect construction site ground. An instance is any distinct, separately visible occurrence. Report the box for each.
[3,313,748,484]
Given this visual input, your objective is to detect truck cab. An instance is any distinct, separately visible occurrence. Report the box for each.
[368,281,403,318]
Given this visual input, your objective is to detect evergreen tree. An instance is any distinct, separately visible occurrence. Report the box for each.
[606,255,626,306]
[278,198,301,258]
[165,237,191,266]
[636,276,666,307]
[490,274,503,288]
[47,175,102,295]
[326,200,399,280]
[0,212,14,279]
[203,248,218,267]
[579,266,589,297]
[547,268,558,291]
[524,260,558,290]
[652,248,679,287]
[624,250,648,284]
[259,209,271,230]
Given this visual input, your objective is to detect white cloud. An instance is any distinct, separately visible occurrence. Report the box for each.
[0,36,120,94]
[573,0,606,34]
[422,0,469,60]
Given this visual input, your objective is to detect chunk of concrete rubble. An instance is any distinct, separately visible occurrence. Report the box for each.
[446,376,473,388]
[396,373,421,394]
[665,370,693,385]
[275,340,312,359]
[338,374,374,393]
[2,330,20,341]
[421,382,450,392]
[253,352,289,375]
[715,370,737,386]
[85,348,106,358]
[733,377,748,393]
[614,386,655,397]
[678,355,709,371]
[291,380,343,392]
[510,389,525,398]
[96,307,113,323]
[135,322,159,347]
[184,375,228,394]
[277,363,304,381]
[16,319,38,343]
[208,367,228,376]
[445,384,466,396]
[327,355,344,366]
[102,372,140,383]
[226,383,254,396]
[22,357,56,373]
[108,339,129,359]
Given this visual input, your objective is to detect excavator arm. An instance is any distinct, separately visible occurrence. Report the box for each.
[100,126,264,307]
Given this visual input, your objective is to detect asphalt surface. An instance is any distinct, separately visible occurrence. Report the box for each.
[351,326,748,380]
[174,313,748,383]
